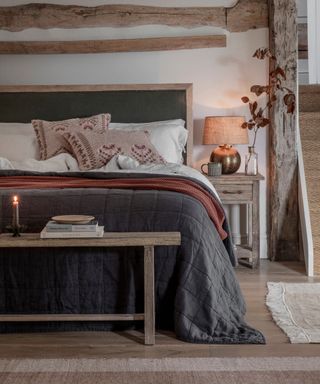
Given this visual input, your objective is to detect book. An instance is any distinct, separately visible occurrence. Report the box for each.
[40,226,104,239]
[46,220,98,232]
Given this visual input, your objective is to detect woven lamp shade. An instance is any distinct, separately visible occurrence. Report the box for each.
[203,116,248,145]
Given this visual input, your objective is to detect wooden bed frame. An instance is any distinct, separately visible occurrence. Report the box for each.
[0,83,193,166]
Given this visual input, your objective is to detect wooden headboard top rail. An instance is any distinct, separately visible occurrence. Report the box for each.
[0,83,193,166]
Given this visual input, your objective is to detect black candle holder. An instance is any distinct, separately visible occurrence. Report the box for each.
[6,224,27,237]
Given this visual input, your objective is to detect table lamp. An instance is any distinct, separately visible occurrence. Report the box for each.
[202,116,248,174]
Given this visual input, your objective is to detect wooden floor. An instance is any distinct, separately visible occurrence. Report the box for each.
[1,260,320,358]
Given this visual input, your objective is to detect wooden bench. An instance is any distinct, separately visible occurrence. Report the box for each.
[0,232,181,345]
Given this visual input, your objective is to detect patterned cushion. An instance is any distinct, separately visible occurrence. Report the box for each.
[64,129,165,171]
[32,114,111,160]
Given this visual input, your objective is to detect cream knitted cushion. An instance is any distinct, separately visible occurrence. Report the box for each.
[32,113,111,160]
[64,129,165,171]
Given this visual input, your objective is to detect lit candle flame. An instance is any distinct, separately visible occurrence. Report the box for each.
[13,195,18,203]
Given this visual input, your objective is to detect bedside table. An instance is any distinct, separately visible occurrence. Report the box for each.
[206,173,264,268]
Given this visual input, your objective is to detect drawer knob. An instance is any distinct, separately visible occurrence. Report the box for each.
[222,190,243,194]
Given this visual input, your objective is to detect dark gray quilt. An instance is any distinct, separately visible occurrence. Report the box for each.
[0,170,265,344]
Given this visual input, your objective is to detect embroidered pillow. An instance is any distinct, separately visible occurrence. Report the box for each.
[32,113,111,160]
[109,120,187,164]
[64,129,165,171]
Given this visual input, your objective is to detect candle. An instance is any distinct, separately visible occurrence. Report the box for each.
[12,195,20,227]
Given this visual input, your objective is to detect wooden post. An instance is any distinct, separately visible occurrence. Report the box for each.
[268,0,299,261]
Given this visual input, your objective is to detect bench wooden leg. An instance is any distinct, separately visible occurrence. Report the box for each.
[144,245,155,345]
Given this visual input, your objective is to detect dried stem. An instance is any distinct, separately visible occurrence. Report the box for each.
[241,47,296,147]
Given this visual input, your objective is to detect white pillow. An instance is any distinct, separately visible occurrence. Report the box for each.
[0,122,40,161]
[109,119,188,164]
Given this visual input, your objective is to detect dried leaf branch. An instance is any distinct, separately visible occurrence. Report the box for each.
[241,48,296,147]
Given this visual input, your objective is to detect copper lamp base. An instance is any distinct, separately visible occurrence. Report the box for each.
[210,145,241,174]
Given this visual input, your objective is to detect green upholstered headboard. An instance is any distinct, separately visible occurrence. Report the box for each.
[0,84,193,165]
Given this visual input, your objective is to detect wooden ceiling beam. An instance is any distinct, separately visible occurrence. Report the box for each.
[0,35,226,54]
[0,1,268,33]
[0,4,227,31]
[227,0,269,32]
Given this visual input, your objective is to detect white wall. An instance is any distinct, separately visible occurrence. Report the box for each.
[0,0,269,258]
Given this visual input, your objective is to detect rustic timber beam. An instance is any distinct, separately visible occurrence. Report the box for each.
[0,35,226,54]
[0,1,268,33]
[227,0,269,32]
[0,3,226,31]
[268,0,299,261]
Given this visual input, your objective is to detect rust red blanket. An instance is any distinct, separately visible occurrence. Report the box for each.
[0,176,226,239]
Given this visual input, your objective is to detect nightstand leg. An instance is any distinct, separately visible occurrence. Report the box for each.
[248,203,253,248]
[252,181,260,268]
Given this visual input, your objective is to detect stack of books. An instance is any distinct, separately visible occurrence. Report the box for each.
[40,220,104,239]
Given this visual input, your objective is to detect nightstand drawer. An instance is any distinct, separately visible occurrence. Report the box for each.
[214,184,253,201]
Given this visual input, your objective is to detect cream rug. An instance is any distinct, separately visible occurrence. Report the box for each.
[267,282,320,343]
[0,357,320,384]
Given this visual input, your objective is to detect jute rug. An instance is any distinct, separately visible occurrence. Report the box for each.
[0,357,320,384]
[267,282,320,343]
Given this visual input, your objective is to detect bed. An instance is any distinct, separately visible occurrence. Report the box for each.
[0,84,264,344]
